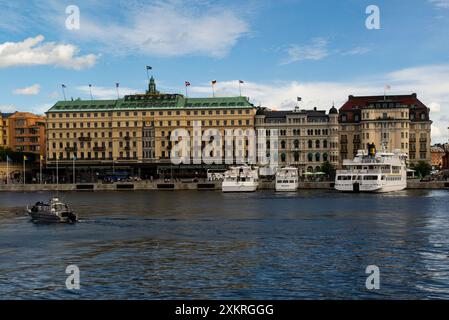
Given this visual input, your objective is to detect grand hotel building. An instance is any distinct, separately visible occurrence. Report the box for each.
[45,77,257,175]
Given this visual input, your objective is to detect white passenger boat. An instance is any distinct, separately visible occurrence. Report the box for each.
[275,167,299,192]
[222,165,259,192]
[335,144,407,193]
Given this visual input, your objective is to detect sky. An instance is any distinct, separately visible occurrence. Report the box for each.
[0,0,448,143]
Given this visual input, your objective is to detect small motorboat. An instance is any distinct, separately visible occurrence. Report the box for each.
[27,197,78,223]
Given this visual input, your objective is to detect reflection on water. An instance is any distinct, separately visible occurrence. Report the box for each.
[0,189,449,299]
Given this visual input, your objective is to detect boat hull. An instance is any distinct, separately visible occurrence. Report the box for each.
[222,182,258,193]
[27,209,77,223]
[275,183,298,192]
[335,182,406,193]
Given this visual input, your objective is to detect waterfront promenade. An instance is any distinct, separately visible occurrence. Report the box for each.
[0,180,447,192]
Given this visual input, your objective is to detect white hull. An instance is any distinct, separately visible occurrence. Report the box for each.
[335,181,406,193]
[275,183,298,192]
[222,182,258,193]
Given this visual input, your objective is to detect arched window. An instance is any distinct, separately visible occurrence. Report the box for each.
[307,166,314,173]
[308,152,313,162]
[294,152,300,162]
[323,153,328,162]
[316,140,320,148]
[281,153,286,162]
[323,140,328,148]
[294,140,299,149]
[315,152,320,162]
[308,140,313,148]
[281,140,286,149]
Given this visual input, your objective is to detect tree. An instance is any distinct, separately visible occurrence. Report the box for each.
[411,161,432,178]
[321,161,336,180]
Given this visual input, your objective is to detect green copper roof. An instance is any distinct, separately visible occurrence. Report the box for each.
[47,95,254,113]
[46,78,254,113]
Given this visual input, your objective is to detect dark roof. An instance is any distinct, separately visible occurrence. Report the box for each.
[329,106,338,114]
[340,93,428,112]
[0,112,15,118]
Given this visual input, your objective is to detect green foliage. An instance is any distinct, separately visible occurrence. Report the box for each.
[0,147,36,163]
[321,161,336,178]
[411,161,432,178]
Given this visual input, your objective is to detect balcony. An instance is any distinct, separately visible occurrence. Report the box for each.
[64,147,77,152]
[93,147,105,152]
[78,137,92,142]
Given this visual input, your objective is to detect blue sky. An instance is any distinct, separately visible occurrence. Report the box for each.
[0,0,449,142]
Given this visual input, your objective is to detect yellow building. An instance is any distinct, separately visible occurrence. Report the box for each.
[339,94,432,165]
[0,112,12,148]
[45,77,257,174]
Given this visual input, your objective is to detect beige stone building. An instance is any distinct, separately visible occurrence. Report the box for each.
[0,112,12,147]
[45,77,257,175]
[255,106,340,173]
[338,94,432,165]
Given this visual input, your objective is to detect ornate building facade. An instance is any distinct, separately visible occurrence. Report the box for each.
[255,106,340,173]
[46,77,257,171]
[338,94,432,165]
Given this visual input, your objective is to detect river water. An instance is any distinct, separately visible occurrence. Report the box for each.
[0,190,449,299]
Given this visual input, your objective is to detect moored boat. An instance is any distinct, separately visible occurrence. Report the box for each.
[222,165,259,192]
[275,167,299,191]
[335,143,407,193]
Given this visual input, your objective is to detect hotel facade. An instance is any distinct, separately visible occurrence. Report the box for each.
[338,94,432,165]
[45,78,257,175]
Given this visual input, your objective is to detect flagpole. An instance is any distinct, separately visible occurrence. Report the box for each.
[185,85,188,97]
[73,156,76,185]
[6,156,9,185]
[56,156,59,186]
[23,158,25,185]
[239,81,242,97]
[211,83,215,97]
[61,84,67,101]
[40,156,42,184]
[89,84,93,100]
[116,83,120,99]
[146,66,151,82]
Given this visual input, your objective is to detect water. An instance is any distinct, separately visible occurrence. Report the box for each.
[1,190,449,299]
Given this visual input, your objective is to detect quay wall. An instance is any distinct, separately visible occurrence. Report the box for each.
[0,181,447,192]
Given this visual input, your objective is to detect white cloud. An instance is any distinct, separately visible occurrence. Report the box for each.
[13,84,41,95]
[341,47,371,56]
[76,85,140,100]
[429,0,449,8]
[0,35,98,69]
[429,102,441,113]
[281,38,329,65]
[0,105,17,113]
[188,64,449,143]
[74,2,248,58]
[281,39,370,64]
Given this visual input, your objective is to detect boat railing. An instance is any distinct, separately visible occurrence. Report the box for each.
[337,169,387,175]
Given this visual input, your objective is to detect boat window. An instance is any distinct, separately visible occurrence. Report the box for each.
[363,175,379,180]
